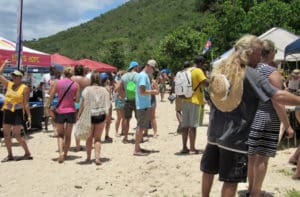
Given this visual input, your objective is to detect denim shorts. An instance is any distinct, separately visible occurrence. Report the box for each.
[200,143,247,183]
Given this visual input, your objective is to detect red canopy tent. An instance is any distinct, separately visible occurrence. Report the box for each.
[0,37,50,66]
[51,53,77,66]
[76,59,117,72]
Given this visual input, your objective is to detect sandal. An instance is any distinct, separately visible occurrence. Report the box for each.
[1,156,14,162]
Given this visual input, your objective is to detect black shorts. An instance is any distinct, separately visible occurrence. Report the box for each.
[55,112,76,124]
[124,100,136,119]
[3,109,24,125]
[91,114,106,124]
[200,143,247,183]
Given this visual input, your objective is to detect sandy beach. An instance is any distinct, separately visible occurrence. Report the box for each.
[0,97,299,197]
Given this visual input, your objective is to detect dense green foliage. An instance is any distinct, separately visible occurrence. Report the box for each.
[25,0,300,72]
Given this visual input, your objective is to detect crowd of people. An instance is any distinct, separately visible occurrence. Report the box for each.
[0,34,300,196]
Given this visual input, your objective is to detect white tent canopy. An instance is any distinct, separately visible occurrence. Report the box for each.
[212,27,300,66]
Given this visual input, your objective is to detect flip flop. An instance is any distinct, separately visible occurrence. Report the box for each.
[1,156,14,162]
[16,155,33,161]
[140,148,151,153]
[133,151,148,156]
[177,149,190,155]
[288,160,297,165]
[292,176,300,180]
[189,150,200,155]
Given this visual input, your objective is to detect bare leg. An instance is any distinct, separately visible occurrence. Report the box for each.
[85,128,93,161]
[222,182,238,197]
[181,128,189,151]
[150,107,158,137]
[202,172,215,197]
[105,106,112,140]
[115,109,121,136]
[122,119,130,142]
[75,137,81,151]
[289,145,300,164]
[247,154,256,193]
[93,122,105,165]
[294,150,300,178]
[63,123,74,158]
[12,126,31,156]
[189,127,197,152]
[3,124,13,158]
[134,127,144,153]
[251,155,269,197]
[56,123,65,163]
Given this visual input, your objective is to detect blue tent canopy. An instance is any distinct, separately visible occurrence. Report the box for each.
[285,38,300,57]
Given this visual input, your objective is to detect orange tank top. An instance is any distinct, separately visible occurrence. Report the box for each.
[2,81,27,112]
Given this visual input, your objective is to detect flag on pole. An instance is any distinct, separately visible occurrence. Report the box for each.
[16,0,23,69]
[202,37,212,54]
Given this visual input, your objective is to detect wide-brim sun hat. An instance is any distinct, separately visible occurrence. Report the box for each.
[11,70,24,77]
[209,66,244,112]
[128,61,139,71]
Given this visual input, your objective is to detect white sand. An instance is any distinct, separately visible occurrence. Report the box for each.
[0,97,299,196]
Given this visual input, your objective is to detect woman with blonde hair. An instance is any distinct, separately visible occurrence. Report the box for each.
[48,67,80,163]
[77,72,110,165]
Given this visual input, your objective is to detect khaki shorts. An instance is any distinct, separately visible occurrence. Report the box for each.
[136,108,150,129]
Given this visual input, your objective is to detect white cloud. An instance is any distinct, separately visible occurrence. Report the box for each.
[0,0,129,41]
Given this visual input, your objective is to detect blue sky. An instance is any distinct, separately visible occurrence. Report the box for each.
[0,0,129,41]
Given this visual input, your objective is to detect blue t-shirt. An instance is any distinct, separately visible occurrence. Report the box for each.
[135,71,151,110]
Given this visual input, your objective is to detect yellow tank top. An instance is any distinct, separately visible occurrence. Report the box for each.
[2,81,27,112]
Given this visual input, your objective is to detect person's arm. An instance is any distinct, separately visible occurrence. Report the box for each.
[77,97,85,120]
[46,80,57,109]
[74,82,80,103]
[0,60,10,87]
[269,71,294,138]
[23,86,32,126]
[114,80,125,98]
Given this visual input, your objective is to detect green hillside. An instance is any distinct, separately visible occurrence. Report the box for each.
[25,0,300,71]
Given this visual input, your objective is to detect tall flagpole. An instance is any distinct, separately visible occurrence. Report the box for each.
[16,0,23,70]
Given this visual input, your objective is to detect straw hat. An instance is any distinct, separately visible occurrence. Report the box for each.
[292,69,300,76]
[209,66,244,112]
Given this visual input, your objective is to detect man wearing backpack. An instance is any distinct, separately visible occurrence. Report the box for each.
[179,55,209,154]
[115,61,139,143]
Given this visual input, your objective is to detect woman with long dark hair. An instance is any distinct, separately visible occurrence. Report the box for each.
[77,72,110,165]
